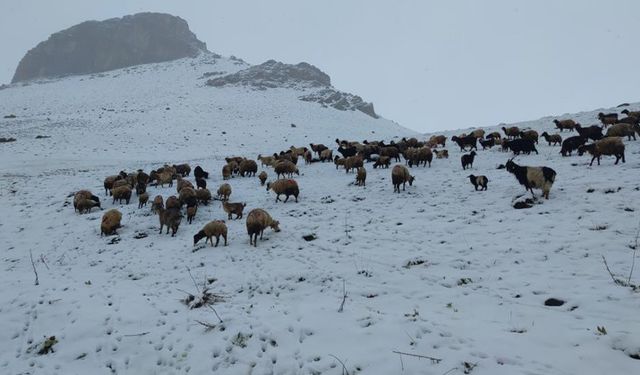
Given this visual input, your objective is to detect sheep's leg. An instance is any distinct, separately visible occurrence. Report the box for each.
[590,156,595,166]
[159,224,163,234]
[283,195,289,203]
[223,234,227,246]
[260,230,264,240]
[214,236,219,247]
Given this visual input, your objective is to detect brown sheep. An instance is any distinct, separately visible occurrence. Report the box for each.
[165,195,180,210]
[435,149,449,159]
[519,129,539,144]
[223,202,246,220]
[540,132,562,146]
[502,126,521,139]
[319,149,333,162]
[553,119,576,132]
[138,192,149,209]
[176,177,194,193]
[157,171,174,187]
[373,155,391,168]
[152,195,164,213]
[246,209,280,247]
[257,154,276,167]
[429,135,446,147]
[578,137,625,166]
[222,164,232,180]
[391,164,415,193]
[343,155,364,173]
[309,143,328,156]
[73,190,101,213]
[334,156,346,170]
[598,112,618,127]
[158,207,183,236]
[290,146,307,156]
[112,185,132,204]
[239,159,258,177]
[355,167,366,186]
[193,220,228,247]
[225,156,244,165]
[187,205,197,224]
[621,109,640,118]
[274,160,299,179]
[179,187,197,207]
[258,171,268,186]
[217,183,232,201]
[103,175,122,195]
[304,149,313,164]
[195,188,212,205]
[606,123,639,141]
[267,179,299,203]
[471,129,485,139]
[112,179,130,191]
[173,163,191,177]
[100,209,122,236]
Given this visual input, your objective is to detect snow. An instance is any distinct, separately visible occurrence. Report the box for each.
[1,54,639,375]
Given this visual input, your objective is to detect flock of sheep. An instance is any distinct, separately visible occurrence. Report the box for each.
[71,109,640,247]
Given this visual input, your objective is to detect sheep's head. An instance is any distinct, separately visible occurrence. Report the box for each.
[470,151,477,156]
[266,182,272,191]
[270,220,281,232]
[408,175,415,186]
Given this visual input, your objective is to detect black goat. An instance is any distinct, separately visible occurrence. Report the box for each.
[468,175,488,191]
[506,139,538,155]
[574,124,603,141]
[461,151,477,170]
[560,136,587,156]
[194,165,209,180]
[196,177,207,190]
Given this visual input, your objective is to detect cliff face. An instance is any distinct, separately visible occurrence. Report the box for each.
[11,12,207,83]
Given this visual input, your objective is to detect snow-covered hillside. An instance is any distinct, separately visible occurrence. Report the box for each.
[1,54,639,375]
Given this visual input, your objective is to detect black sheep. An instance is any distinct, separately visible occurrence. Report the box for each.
[506,139,538,155]
[337,145,357,158]
[194,165,209,180]
[479,138,495,150]
[574,124,603,141]
[196,177,207,190]
[468,174,488,191]
[560,136,587,156]
[461,151,476,170]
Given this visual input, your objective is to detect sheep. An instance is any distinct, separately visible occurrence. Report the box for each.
[246,208,280,247]
[226,160,240,176]
[355,167,367,186]
[194,165,209,180]
[217,183,232,201]
[193,220,228,247]
[391,164,415,193]
[553,119,576,132]
[152,195,164,213]
[135,181,147,195]
[138,192,149,209]
[560,136,587,156]
[337,144,357,158]
[373,155,391,168]
[112,179,131,191]
[275,151,298,165]
[165,195,180,210]
[73,190,101,213]
[486,132,502,141]
[429,135,447,147]
[195,188,212,205]
[334,156,346,170]
[540,132,562,146]
[471,129,485,139]
[111,185,132,204]
[239,159,258,177]
[435,149,449,159]
[187,205,197,224]
[598,112,618,127]
[461,151,477,170]
[343,155,364,173]
[103,175,122,195]
[303,149,313,164]
[173,163,191,177]
[618,116,640,125]
[577,137,625,166]
[319,149,333,162]
[274,160,299,178]
[479,138,495,150]
[196,177,207,190]
[574,123,603,141]
[468,175,488,191]
[606,123,639,141]
[500,138,510,152]
[158,207,183,236]
[290,146,308,156]
[519,129,539,144]
[379,146,401,162]
[100,209,122,236]
[179,187,197,207]
[621,109,640,118]
[176,177,194,193]
[222,164,232,180]
[505,159,556,199]
[506,139,538,155]
[502,126,521,139]
[225,156,244,165]
[257,154,277,167]
[157,171,174,187]
[223,201,247,220]
[258,171,268,186]
[267,179,299,203]
[406,147,433,167]
[309,143,328,156]
[451,135,478,151]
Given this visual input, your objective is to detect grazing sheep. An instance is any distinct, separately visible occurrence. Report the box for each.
[267,179,299,203]
[176,177,194,193]
[471,129,485,139]
[217,183,232,201]
[435,149,449,159]
[451,135,478,151]
[468,175,488,191]
[309,143,328,156]
[195,188,212,205]
[196,177,207,189]
[334,155,346,170]
[391,164,415,193]
[103,175,122,195]
[223,202,246,220]
[158,207,183,236]
[379,146,401,162]
[73,190,101,213]
[319,149,333,162]
[165,195,180,210]
[193,220,228,247]
[578,137,625,166]
[506,139,538,155]
[112,179,131,191]
[173,164,191,177]
[239,159,258,177]
[479,138,495,150]
[304,149,313,164]
[274,160,299,178]
[179,187,197,207]
[540,132,562,146]
[606,123,639,141]
[290,146,308,156]
[502,126,521,139]
[276,151,298,165]
[505,159,556,199]
[111,185,132,204]
[618,116,640,125]
[194,165,209,180]
[621,109,640,118]
[186,205,197,224]
[553,119,576,132]
[373,155,391,168]
[135,181,147,195]
[461,151,477,170]
[152,195,164,213]
[598,112,618,127]
[355,167,366,186]
[246,208,280,247]
[429,135,447,147]
[343,155,364,173]
[575,124,603,141]
[222,164,232,180]
[138,192,149,209]
[257,154,277,167]
[258,171,268,186]
[519,129,539,144]
[100,209,122,236]
[226,160,240,176]
[157,171,174,187]
[560,136,587,156]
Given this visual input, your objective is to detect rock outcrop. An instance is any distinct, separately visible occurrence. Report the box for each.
[12,12,207,83]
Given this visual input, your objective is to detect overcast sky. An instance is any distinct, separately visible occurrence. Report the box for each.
[2,0,640,132]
